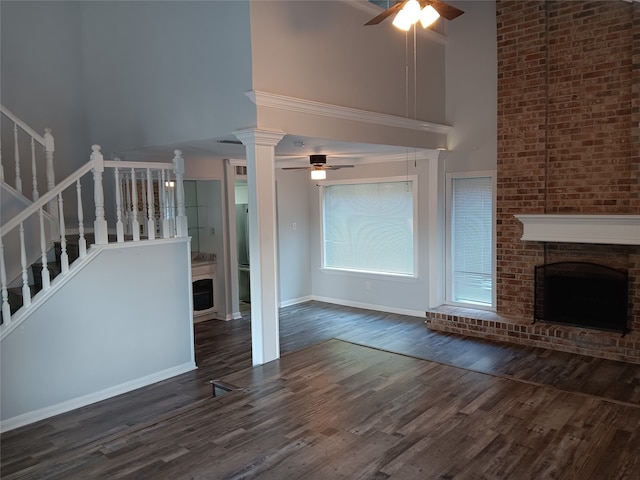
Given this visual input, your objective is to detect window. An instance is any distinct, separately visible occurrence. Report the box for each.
[322,178,416,276]
[447,174,495,307]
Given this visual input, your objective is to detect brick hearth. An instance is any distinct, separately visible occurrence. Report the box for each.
[426,305,640,364]
[428,1,640,363]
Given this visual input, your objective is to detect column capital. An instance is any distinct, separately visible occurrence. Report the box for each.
[233,128,286,147]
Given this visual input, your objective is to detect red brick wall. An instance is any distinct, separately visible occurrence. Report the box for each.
[496,1,640,330]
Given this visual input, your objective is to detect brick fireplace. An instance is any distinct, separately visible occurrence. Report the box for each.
[427,1,640,363]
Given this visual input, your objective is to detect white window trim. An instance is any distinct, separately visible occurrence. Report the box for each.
[319,175,419,278]
[445,170,497,310]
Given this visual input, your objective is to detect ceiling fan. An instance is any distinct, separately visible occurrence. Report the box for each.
[365,0,464,30]
[282,155,354,180]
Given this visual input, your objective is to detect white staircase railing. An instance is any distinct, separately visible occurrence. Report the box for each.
[0,104,55,202]
[0,144,187,338]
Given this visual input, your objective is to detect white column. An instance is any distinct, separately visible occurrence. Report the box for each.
[233,128,285,366]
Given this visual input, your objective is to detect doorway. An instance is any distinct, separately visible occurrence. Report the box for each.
[235,180,250,303]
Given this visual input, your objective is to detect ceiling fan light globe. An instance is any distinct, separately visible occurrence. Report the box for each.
[419,5,440,28]
[404,0,421,21]
[392,9,412,31]
[311,169,326,180]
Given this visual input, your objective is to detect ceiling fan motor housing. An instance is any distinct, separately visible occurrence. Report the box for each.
[310,154,327,166]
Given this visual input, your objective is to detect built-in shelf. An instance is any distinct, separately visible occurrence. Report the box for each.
[515,214,640,245]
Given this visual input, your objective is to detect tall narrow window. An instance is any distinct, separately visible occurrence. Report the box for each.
[448,175,494,307]
[322,179,416,276]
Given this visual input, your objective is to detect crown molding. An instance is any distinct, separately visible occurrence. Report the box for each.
[245,90,451,136]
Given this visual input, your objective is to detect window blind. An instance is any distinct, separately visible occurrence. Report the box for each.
[451,176,493,305]
[323,181,414,275]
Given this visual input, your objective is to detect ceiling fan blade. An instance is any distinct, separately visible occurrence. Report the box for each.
[364,0,406,26]
[327,165,355,170]
[428,0,464,21]
[281,167,310,171]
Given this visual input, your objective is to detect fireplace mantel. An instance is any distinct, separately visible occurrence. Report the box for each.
[515,214,640,245]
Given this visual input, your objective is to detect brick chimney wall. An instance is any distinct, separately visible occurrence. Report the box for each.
[496,1,640,330]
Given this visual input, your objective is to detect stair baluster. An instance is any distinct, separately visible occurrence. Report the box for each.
[123,172,131,236]
[140,171,147,237]
[114,166,124,243]
[1,238,11,322]
[1,133,4,182]
[31,137,39,201]
[76,179,87,258]
[57,194,69,274]
[166,170,176,237]
[13,124,22,194]
[130,168,140,241]
[19,222,31,307]
[1,106,55,202]
[173,150,187,238]
[160,170,169,239]
[38,207,50,291]
[146,168,156,240]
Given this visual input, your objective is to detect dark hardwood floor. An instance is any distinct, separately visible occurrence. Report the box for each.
[2,301,640,479]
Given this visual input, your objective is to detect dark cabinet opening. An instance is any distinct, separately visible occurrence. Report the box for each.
[193,279,214,311]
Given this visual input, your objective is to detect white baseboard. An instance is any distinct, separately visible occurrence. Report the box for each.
[310,295,425,318]
[279,295,313,308]
[0,361,197,433]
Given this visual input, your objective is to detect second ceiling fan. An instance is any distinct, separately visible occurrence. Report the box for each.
[282,155,354,180]
[365,0,464,30]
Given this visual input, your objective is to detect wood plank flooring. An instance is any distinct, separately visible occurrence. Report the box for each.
[2,301,640,479]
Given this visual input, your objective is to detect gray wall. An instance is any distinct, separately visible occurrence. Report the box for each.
[250,1,447,149]
[276,169,312,304]
[1,239,195,429]
[443,0,497,173]
[251,1,445,121]
[79,0,256,155]
[1,1,88,178]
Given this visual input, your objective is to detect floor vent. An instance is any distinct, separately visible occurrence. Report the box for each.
[209,380,234,398]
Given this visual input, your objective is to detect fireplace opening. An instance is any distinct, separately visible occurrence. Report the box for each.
[534,262,628,334]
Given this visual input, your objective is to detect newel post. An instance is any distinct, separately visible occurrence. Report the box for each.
[44,128,55,191]
[91,145,108,245]
[44,128,60,238]
[173,149,188,237]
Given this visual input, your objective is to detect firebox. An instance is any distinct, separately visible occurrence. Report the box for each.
[534,262,628,334]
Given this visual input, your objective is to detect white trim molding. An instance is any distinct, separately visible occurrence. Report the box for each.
[515,214,640,245]
[245,90,452,135]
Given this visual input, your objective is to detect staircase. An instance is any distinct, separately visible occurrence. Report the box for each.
[3,236,79,320]
[1,105,197,431]
[1,105,189,335]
